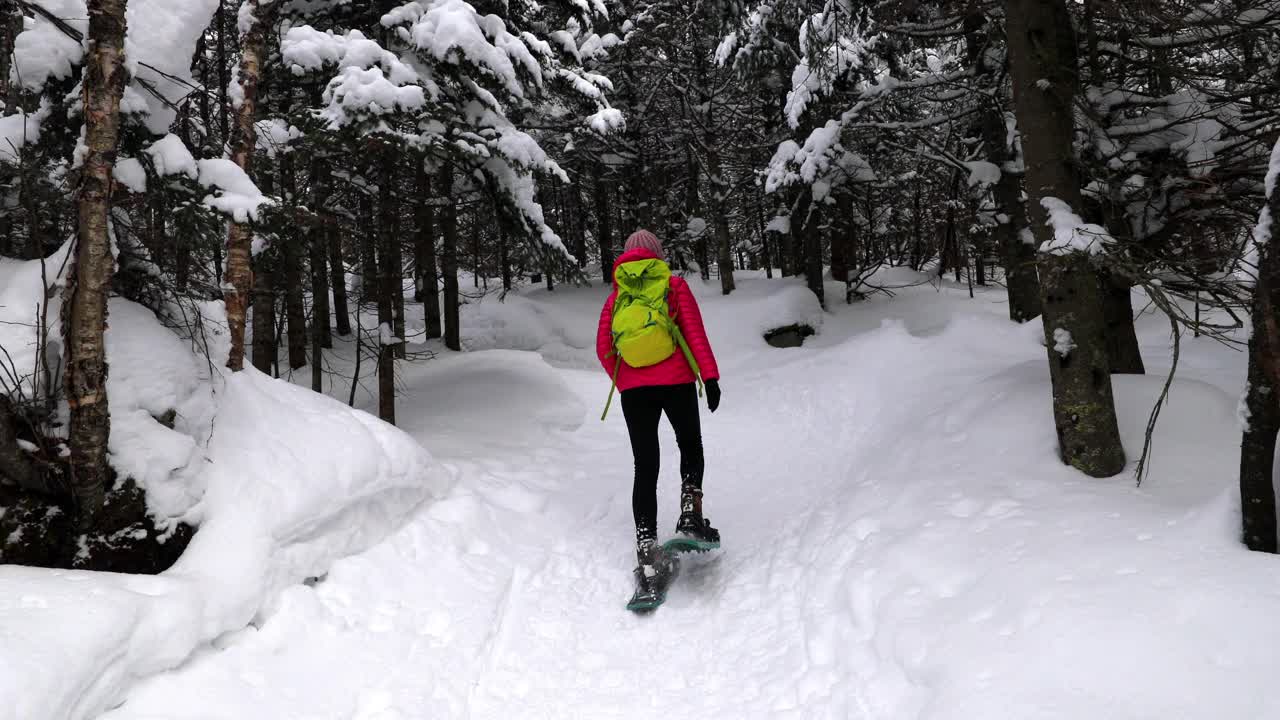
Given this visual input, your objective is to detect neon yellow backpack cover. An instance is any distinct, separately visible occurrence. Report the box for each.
[601,258,701,420]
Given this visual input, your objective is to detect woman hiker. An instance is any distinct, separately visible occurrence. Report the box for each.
[596,229,722,608]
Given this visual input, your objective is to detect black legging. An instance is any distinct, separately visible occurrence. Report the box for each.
[621,382,704,539]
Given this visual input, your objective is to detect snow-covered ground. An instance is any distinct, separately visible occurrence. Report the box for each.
[77,269,1280,719]
[5,266,1280,719]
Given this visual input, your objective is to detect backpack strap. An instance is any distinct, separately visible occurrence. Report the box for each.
[600,354,623,421]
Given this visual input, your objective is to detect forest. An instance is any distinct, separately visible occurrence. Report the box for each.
[2,0,1280,718]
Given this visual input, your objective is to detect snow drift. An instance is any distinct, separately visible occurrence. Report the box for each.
[0,256,447,720]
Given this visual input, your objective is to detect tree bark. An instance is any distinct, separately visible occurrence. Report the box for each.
[281,154,307,370]
[0,0,19,114]
[310,157,332,350]
[63,0,129,525]
[966,9,1041,320]
[376,152,398,423]
[1240,303,1280,552]
[223,0,277,371]
[1007,0,1125,478]
[985,110,1042,322]
[1101,271,1145,374]
[414,159,442,339]
[705,146,736,295]
[328,224,352,337]
[439,166,462,351]
[593,162,614,279]
[831,193,852,283]
[1239,142,1280,553]
[251,250,277,374]
[499,223,512,292]
[794,188,825,307]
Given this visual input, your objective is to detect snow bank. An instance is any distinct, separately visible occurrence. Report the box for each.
[62,277,1280,720]
[0,298,446,720]
[452,274,824,372]
[459,291,600,368]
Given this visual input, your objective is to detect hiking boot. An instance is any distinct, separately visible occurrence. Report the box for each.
[668,485,721,552]
[628,535,676,611]
[670,513,721,552]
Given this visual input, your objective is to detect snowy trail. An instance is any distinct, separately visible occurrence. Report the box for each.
[103,281,1280,720]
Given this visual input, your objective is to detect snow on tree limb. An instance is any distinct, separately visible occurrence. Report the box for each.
[1039,197,1113,256]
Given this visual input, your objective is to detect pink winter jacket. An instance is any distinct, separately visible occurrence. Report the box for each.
[596,248,720,392]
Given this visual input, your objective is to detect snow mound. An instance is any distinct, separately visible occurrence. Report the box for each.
[456,289,601,369]
[104,299,215,519]
[0,302,446,720]
[397,350,584,450]
[695,275,824,356]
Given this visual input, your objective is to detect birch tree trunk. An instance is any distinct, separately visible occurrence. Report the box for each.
[224,0,277,371]
[65,0,129,525]
[1007,0,1125,478]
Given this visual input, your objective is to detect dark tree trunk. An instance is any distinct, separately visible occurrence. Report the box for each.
[251,249,277,375]
[1239,144,1280,553]
[64,0,129,525]
[439,166,462,351]
[967,9,1041,320]
[831,193,851,283]
[386,159,406,359]
[376,152,398,422]
[705,147,736,295]
[223,0,276,371]
[499,224,512,292]
[471,209,481,289]
[328,223,352,337]
[794,189,824,307]
[593,162,614,279]
[281,155,307,370]
[1240,309,1280,553]
[986,107,1042,322]
[791,195,806,280]
[310,158,333,349]
[1007,0,1125,478]
[973,236,986,286]
[414,160,442,339]
[1101,271,1145,374]
[0,0,18,114]
[359,195,378,298]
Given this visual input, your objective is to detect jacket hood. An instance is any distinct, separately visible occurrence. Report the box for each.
[610,248,665,288]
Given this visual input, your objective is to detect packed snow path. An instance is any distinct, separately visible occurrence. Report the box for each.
[106,278,1280,719]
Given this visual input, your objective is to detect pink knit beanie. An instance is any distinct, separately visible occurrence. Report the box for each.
[624,229,664,260]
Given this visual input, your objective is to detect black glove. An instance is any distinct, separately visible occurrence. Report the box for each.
[705,379,721,413]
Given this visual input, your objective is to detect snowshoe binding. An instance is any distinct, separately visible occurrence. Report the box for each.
[626,536,679,613]
[663,485,721,554]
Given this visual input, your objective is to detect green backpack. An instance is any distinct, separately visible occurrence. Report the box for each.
[601,258,702,420]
